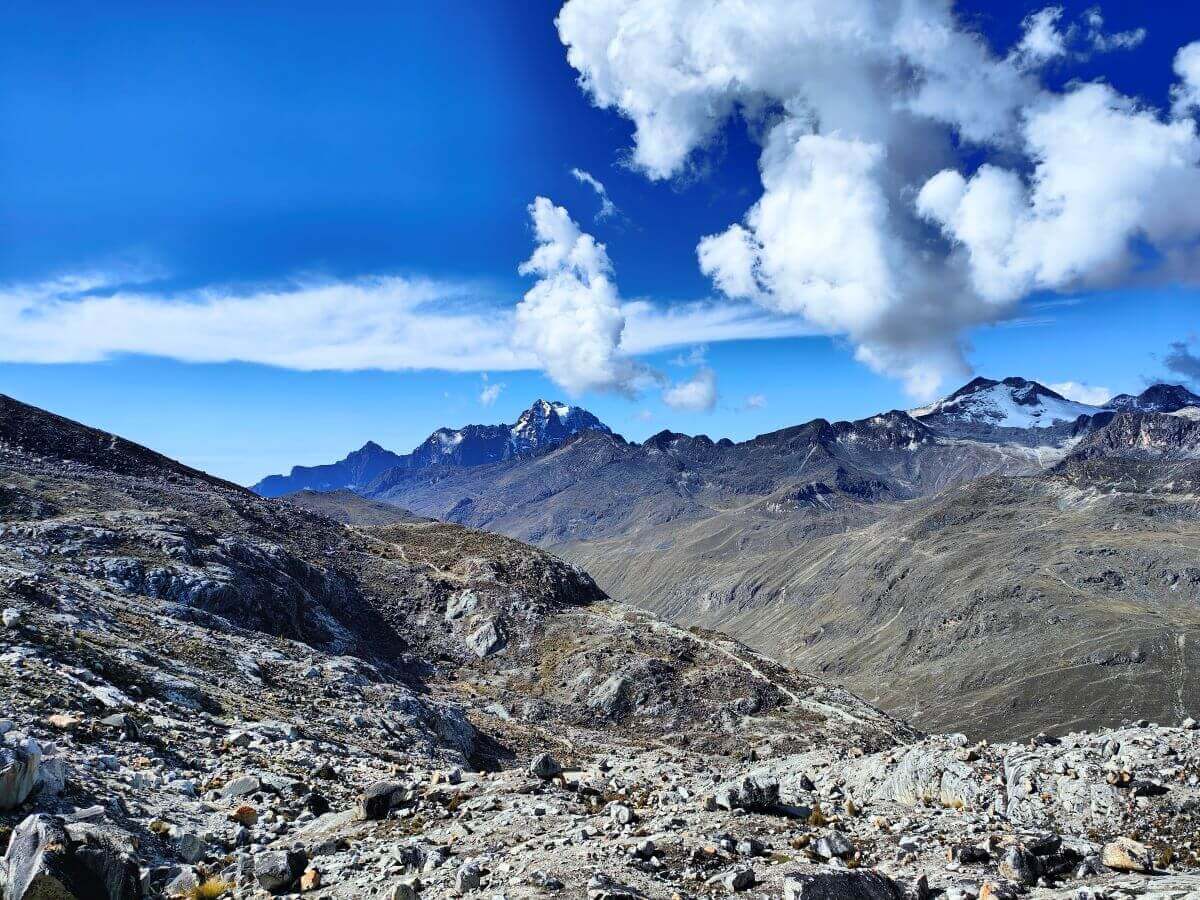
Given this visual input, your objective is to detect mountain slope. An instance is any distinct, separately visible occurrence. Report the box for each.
[366,408,1061,547]
[343,379,1200,739]
[281,488,428,525]
[566,412,1200,739]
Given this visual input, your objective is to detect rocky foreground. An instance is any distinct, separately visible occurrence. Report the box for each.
[2,394,1200,899]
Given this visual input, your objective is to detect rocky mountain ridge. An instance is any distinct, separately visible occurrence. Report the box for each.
[253,400,610,498]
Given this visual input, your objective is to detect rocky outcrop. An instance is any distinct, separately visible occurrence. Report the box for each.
[0,814,140,900]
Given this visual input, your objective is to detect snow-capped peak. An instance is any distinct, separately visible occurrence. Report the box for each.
[912,377,1100,429]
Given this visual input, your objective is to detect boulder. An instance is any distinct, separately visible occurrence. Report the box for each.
[0,743,41,811]
[254,848,307,893]
[998,846,1040,886]
[357,780,406,820]
[782,870,906,900]
[529,753,562,781]
[1101,837,1154,873]
[713,771,780,813]
[219,774,261,799]
[455,861,483,894]
[0,814,140,900]
[815,832,855,860]
[465,619,506,658]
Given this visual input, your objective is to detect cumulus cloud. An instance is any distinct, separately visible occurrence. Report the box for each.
[918,83,1200,303]
[662,366,718,412]
[570,168,618,220]
[514,196,649,395]
[1049,381,1112,405]
[742,393,767,410]
[558,0,1200,398]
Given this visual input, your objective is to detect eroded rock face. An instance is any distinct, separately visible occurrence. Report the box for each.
[0,744,39,811]
[0,814,140,900]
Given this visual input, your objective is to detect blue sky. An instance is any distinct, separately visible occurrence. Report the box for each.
[2,0,1199,483]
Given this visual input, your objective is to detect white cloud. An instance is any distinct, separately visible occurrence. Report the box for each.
[742,393,767,410]
[479,378,505,406]
[1173,42,1200,118]
[1049,381,1112,405]
[514,196,649,396]
[0,272,527,371]
[671,345,707,367]
[570,168,618,220]
[662,366,718,412]
[1083,8,1146,54]
[0,268,813,375]
[1013,7,1068,68]
[558,0,1200,398]
[918,83,1200,303]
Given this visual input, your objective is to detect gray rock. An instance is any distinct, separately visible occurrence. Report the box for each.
[1,814,141,900]
[736,837,765,857]
[815,831,856,860]
[357,780,406,820]
[220,773,262,799]
[2,607,22,628]
[999,846,1040,885]
[713,771,780,813]
[164,867,200,896]
[609,802,635,825]
[465,619,506,658]
[529,752,563,780]
[869,746,982,809]
[445,590,478,621]
[0,743,40,811]
[37,756,67,798]
[783,870,906,900]
[176,830,207,864]
[587,874,647,899]
[455,861,483,894]
[254,848,307,893]
[710,867,755,891]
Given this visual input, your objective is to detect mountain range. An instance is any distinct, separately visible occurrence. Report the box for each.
[260,377,1200,738]
[253,399,610,496]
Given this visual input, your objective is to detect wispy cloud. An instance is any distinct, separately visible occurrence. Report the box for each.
[0,268,811,376]
[1049,381,1111,405]
[478,374,505,406]
[741,393,767,410]
[570,167,618,221]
